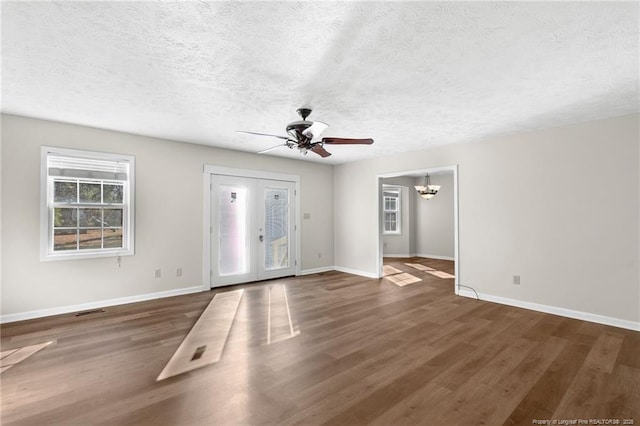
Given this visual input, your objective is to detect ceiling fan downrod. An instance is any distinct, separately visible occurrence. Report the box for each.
[296,108,312,121]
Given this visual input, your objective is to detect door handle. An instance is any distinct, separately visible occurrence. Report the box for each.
[259,235,264,242]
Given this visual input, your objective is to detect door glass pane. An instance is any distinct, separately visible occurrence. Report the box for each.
[264,187,289,270]
[218,185,249,276]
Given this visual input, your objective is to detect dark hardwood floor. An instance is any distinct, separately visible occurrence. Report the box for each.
[1,257,638,425]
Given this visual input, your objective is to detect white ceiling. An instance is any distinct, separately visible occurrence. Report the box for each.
[2,2,638,164]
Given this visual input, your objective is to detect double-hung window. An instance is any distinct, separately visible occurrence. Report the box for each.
[41,147,135,260]
[383,187,401,235]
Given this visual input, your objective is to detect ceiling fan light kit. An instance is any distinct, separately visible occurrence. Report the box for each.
[237,108,374,158]
[415,174,440,200]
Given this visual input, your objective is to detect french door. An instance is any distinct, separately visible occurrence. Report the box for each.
[210,174,296,287]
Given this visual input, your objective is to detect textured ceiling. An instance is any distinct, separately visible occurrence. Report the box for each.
[2,1,638,164]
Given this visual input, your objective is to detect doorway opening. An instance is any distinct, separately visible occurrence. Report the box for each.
[376,165,460,294]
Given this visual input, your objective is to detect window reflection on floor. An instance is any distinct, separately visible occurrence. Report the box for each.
[265,284,300,345]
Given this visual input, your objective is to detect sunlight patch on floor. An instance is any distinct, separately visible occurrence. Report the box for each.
[405,263,435,272]
[383,265,403,276]
[426,270,456,279]
[0,341,53,373]
[384,259,455,287]
[387,272,422,287]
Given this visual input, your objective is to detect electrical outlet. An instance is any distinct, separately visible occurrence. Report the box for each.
[513,275,520,285]
[154,269,161,278]
[176,267,183,277]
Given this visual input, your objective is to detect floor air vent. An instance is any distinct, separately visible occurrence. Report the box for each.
[191,346,207,361]
[74,309,106,317]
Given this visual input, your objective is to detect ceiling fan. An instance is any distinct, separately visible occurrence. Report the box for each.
[236,108,374,158]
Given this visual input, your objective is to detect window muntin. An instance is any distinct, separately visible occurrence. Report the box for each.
[383,188,401,235]
[41,147,134,260]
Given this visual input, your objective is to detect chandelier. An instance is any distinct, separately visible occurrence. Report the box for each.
[414,174,440,200]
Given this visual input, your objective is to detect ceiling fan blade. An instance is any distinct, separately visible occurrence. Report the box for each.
[258,143,288,154]
[236,131,289,140]
[302,121,329,139]
[322,137,374,145]
[311,145,332,158]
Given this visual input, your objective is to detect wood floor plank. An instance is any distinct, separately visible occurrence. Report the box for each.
[320,341,476,425]
[582,331,624,374]
[503,341,591,424]
[1,257,638,425]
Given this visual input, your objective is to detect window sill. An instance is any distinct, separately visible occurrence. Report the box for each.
[40,249,134,262]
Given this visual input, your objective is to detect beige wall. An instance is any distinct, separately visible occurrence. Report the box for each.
[415,173,455,259]
[334,114,640,325]
[2,113,639,327]
[1,114,334,317]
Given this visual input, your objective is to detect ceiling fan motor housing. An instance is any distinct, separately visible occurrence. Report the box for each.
[286,120,313,143]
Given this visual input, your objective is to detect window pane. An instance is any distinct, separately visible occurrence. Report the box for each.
[54,208,77,227]
[103,184,123,204]
[384,195,398,212]
[79,229,102,250]
[54,229,77,251]
[103,228,123,248]
[385,212,397,232]
[103,209,123,227]
[79,182,101,203]
[54,181,77,203]
[79,208,102,227]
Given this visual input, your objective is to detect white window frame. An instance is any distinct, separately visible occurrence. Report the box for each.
[40,146,135,261]
[382,186,401,235]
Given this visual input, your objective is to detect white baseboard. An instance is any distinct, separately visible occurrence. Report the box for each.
[382,254,413,258]
[0,286,205,324]
[299,266,335,276]
[456,287,640,332]
[334,266,379,279]
[415,254,455,261]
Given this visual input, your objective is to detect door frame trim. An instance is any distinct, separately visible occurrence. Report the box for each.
[202,165,301,290]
